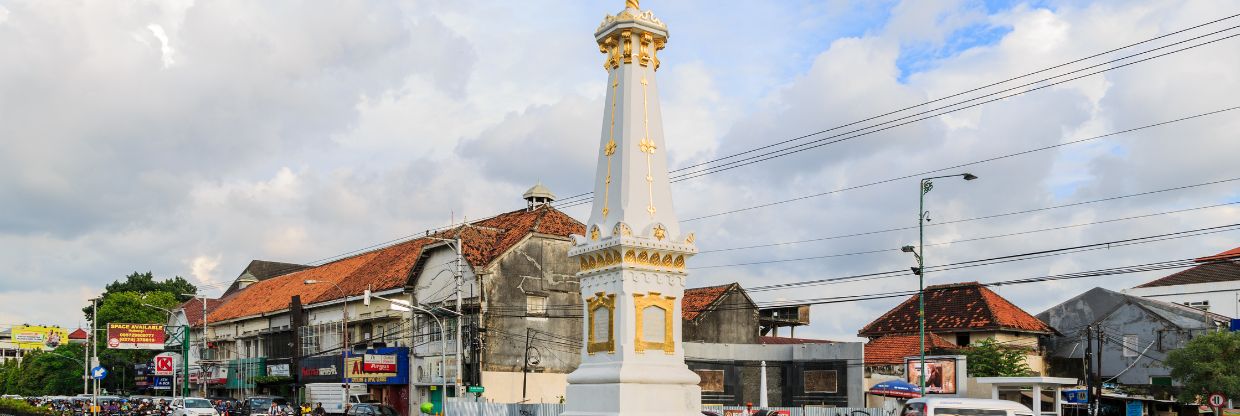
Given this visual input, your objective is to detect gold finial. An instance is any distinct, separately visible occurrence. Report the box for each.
[626,0,639,10]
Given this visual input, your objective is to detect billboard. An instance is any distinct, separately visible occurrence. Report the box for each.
[11,326,69,350]
[346,348,408,385]
[106,323,166,350]
[906,358,958,394]
[363,354,397,372]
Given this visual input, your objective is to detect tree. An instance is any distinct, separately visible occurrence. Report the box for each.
[0,344,86,396]
[1167,330,1240,402]
[964,338,1032,377]
[82,271,197,321]
[92,291,181,395]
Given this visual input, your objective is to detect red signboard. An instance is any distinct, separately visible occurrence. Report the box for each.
[154,356,174,375]
[362,354,397,372]
[106,323,166,350]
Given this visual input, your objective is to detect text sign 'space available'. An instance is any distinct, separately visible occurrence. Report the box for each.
[106,323,166,350]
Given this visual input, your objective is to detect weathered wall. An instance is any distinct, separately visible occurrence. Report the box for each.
[482,234,582,374]
[685,341,865,408]
[481,370,569,404]
[684,289,759,344]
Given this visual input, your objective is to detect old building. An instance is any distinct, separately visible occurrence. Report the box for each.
[201,188,585,412]
[1123,245,1240,317]
[858,282,1055,382]
[683,283,759,344]
[1037,286,1229,387]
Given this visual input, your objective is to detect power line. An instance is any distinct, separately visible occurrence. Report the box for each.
[693,201,1239,268]
[680,106,1239,222]
[555,21,1240,209]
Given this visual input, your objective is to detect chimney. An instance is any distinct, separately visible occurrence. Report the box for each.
[522,182,556,210]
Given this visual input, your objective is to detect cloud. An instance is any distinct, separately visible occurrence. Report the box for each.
[2,0,1238,341]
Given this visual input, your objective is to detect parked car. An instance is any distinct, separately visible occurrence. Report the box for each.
[901,398,1035,416]
[345,403,399,416]
[171,398,220,416]
[239,395,289,416]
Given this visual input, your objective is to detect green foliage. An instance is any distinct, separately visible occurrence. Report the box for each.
[1167,330,1240,402]
[0,398,54,415]
[82,271,198,322]
[963,338,1032,377]
[0,344,87,396]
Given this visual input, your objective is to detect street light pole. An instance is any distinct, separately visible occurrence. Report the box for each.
[182,294,209,398]
[907,173,976,395]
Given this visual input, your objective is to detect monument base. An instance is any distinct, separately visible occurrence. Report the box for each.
[561,361,702,416]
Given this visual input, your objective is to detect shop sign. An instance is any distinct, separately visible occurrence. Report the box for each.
[363,354,397,372]
[905,357,959,394]
[344,347,408,385]
[106,323,166,350]
[300,355,343,383]
[267,363,290,377]
[153,376,172,390]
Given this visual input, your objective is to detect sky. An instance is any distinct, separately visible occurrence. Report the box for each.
[1,0,1239,341]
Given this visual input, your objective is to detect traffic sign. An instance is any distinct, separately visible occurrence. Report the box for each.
[466,386,485,394]
[1208,392,1227,408]
[91,366,108,380]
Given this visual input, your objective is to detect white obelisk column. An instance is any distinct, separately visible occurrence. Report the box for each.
[562,1,701,415]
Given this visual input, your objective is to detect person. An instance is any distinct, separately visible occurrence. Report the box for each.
[312,403,326,416]
[300,403,311,415]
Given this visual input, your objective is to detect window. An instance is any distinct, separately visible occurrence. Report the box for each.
[956,333,970,347]
[1123,335,1139,357]
[803,369,838,393]
[526,295,547,316]
[376,324,386,342]
[1183,300,1210,311]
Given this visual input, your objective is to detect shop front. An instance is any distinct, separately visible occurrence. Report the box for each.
[345,347,410,416]
[227,357,267,398]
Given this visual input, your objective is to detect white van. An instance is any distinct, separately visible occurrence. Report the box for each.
[901,398,1036,416]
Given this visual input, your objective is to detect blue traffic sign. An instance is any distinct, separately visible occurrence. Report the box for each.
[91,366,107,380]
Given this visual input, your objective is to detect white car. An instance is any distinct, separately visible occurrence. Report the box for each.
[171,398,220,416]
[901,398,1036,416]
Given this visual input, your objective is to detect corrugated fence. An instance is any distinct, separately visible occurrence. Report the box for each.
[442,403,881,416]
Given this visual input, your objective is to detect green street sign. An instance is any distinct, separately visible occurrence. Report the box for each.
[466,386,485,393]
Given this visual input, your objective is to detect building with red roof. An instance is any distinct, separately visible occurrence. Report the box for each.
[1124,244,1240,316]
[682,283,759,344]
[858,281,1054,375]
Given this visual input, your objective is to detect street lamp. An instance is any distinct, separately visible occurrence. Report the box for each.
[366,291,460,414]
[905,172,977,395]
[304,279,354,409]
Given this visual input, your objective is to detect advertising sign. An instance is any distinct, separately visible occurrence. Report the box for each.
[299,355,342,384]
[1063,390,1089,404]
[363,354,397,372]
[106,323,166,350]
[11,326,69,350]
[267,363,290,377]
[1126,401,1143,416]
[905,358,958,394]
[153,376,172,390]
[153,353,179,376]
[345,347,408,385]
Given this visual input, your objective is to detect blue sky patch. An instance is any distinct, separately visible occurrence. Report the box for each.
[896,22,1014,82]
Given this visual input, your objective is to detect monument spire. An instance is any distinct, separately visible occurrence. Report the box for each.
[563,1,702,415]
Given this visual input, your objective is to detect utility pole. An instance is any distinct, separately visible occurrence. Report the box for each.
[455,236,464,400]
[1095,327,1104,416]
[521,328,532,403]
[91,298,98,416]
[1085,325,1094,416]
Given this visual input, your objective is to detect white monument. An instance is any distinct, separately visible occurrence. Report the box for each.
[563,1,702,415]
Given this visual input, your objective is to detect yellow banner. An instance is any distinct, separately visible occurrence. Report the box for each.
[12,326,68,350]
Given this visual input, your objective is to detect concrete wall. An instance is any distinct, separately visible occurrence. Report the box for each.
[684,288,759,344]
[481,234,582,375]
[1046,302,1193,385]
[481,371,568,404]
[685,341,865,408]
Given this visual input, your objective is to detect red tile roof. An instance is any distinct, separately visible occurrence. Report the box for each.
[180,298,225,327]
[683,283,735,320]
[1133,259,1240,288]
[68,328,88,340]
[858,282,1053,337]
[759,336,836,345]
[1195,246,1240,262]
[865,333,959,364]
[209,206,584,322]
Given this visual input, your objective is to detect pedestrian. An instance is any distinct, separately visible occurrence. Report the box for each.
[312,403,325,416]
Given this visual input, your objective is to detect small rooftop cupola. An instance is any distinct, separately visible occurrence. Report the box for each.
[237,272,259,289]
[523,182,556,210]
